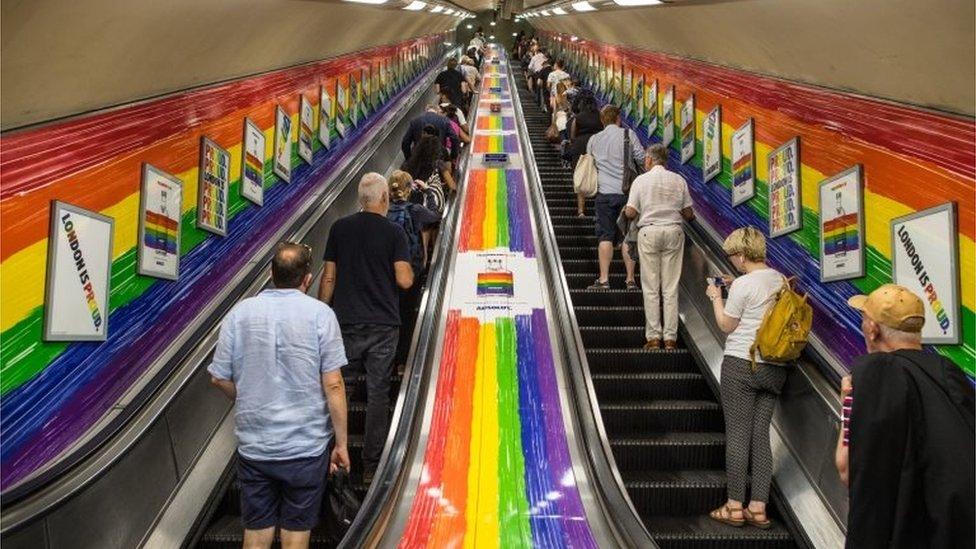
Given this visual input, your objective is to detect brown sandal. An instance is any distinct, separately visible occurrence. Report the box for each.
[708,503,745,527]
[743,508,772,529]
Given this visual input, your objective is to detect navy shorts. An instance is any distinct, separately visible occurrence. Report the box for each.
[594,193,626,245]
[237,451,329,531]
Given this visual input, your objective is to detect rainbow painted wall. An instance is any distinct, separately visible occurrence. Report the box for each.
[0,33,445,491]
[541,32,974,378]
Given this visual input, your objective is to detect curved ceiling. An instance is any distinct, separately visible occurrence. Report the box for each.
[524,0,975,116]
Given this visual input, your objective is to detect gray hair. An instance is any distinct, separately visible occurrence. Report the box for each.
[647,144,668,165]
[358,172,388,207]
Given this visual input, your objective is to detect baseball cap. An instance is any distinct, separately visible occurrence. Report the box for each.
[847,284,925,332]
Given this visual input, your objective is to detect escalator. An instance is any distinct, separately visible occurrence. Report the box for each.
[513,70,799,548]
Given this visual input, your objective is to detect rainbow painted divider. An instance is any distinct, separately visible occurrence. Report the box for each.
[476,115,517,131]
[459,169,534,256]
[473,134,520,154]
[399,310,598,548]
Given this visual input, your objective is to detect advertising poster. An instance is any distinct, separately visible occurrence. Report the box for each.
[702,105,722,182]
[645,78,658,134]
[731,118,755,206]
[197,137,230,235]
[662,85,675,148]
[679,94,695,164]
[891,203,960,344]
[241,118,265,205]
[44,201,114,341]
[138,163,183,279]
[767,137,802,237]
[634,74,644,124]
[319,84,333,149]
[622,67,632,116]
[298,95,314,165]
[349,72,360,128]
[335,76,349,138]
[818,165,865,282]
[361,67,372,117]
[274,105,293,182]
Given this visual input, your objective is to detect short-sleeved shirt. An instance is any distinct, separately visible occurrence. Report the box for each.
[323,212,410,326]
[435,68,465,107]
[586,125,646,195]
[722,268,783,361]
[208,289,346,461]
[547,69,570,95]
[627,165,693,227]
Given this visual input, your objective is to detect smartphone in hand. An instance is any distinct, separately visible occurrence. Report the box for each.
[708,276,726,287]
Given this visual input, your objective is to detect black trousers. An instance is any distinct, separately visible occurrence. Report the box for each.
[340,324,399,474]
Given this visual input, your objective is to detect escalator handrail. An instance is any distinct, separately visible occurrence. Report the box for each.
[509,58,659,548]
[0,49,455,533]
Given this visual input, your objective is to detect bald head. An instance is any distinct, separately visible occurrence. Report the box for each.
[272,242,312,289]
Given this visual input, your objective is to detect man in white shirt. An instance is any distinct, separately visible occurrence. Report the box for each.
[624,143,695,350]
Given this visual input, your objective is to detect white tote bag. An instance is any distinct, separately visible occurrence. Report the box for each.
[573,153,598,197]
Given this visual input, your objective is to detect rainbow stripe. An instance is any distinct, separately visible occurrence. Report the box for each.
[732,154,752,185]
[399,310,598,548]
[0,33,446,490]
[473,134,519,154]
[476,271,514,296]
[458,169,534,256]
[476,115,516,131]
[823,214,860,255]
[547,31,975,375]
[143,211,178,254]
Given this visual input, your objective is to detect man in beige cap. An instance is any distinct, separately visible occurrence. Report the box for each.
[836,284,974,549]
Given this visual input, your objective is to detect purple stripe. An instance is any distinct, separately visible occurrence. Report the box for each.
[503,117,516,131]
[504,134,520,153]
[532,309,599,548]
[505,169,535,258]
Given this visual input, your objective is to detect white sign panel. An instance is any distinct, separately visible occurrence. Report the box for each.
[298,95,314,165]
[818,165,865,282]
[319,85,332,149]
[241,118,265,206]
[891,203,960,344]
[44,201,114,341]
[645,78,657,136]
[138,163,183,280]
[679,94,695,164]
[702,105,721,182]
[731,119,755,206]
[661,85,675,148]
[274,105,292,182]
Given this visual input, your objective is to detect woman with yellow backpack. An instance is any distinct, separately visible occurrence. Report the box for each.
[704,226,812,530]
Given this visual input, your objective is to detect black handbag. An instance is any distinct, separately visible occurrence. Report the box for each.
[326,469,362,534]
[622,128,641,195]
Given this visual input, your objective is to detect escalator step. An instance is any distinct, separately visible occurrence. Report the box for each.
[642,516,796,549]
[561,258,625,274]
[609,432,725,471]
[579,325,647,347]
[552,224,597,237]
[550,206,587,216]
[574,305,644,325]
[199,514,342,548]
[600,401,723,434]
[623,470,728,515]
[586,348,697,374]
[550,215,594,223]
[569,289,643,307]
[592,372,711,400]
[566,273,641,290]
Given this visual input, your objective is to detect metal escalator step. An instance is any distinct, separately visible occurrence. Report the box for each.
[561,258,623,273]
[552,224,599,237]
[578,325,647,347]
[199,514,341,548]
[569,288,643,306]
[609,432,725,471]
[544,197,583,207]
[592,372,711,401]
[550,215,594,223]
[623,470,728,515]
[550,206,587,216]
[642,515,796,549]
[573,305,644,325]
[556,234,600,246]
[600,401,723,434]
[586,348,697,374]
[566,273,640,290]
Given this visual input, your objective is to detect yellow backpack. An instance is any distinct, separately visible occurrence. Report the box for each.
[749,277,813,369]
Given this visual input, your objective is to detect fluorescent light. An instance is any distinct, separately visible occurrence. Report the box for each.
[444,8,455,14]
[489,35,495,39]
[403,0,426,9]
[490,21,496,26]
[540,9,551,15]
[552,7,567,14]
[612,0,663,5]
[570,35,579,41]
[342,0,388,3]
[572,1,597,11]
[512,32,518,36]
[466,23,473,28]
[430,5,444,11]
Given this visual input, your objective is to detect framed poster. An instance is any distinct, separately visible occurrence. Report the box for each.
[662,85,675,148]
[43,201,114,341]
[197,137,230,236]
[819,165,865,282]
[241,118,265,206]
[891,202,960,344]
[335,77,349,139]
[138,163,183,279]
[767,137,802,237]
[360,67,371,116]
[731,118,755,206]
[702,105,721,182]
[319,85,333,149]
[679,94,695,164]
[348,72,360,128]
[645,78,657,134]
[274,105,292,182]
[634,74,644,123]
[298,95,314,165]
[622,67,633,116]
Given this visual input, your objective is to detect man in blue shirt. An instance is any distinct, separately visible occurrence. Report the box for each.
[209,242,348,549]
[400,105,460,161]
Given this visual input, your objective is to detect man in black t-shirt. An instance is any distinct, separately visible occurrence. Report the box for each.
[837,284,975,548]
[319,172,413,482]
[434,58,465,109]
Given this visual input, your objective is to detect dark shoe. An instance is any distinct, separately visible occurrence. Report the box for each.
[363,469,375,486]
[644,339,661,350]
[586,279,610,291]
[625,280,639,291]
[664,340,678,350]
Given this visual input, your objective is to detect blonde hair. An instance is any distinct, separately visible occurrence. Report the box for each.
[388,170,413,201]
[722,226,766,262]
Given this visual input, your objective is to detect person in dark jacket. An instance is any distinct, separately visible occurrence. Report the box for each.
[401,106,460,160]
[837,284,975,549]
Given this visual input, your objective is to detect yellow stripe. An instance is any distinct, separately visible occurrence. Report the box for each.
[463,322,487,549]
[483,170,498,249]
[474,321,500,549]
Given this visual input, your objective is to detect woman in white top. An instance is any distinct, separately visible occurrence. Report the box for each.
[704,226,789,530]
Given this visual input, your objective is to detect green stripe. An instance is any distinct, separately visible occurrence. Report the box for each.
[497,171,510,248]
[496,317,532,546]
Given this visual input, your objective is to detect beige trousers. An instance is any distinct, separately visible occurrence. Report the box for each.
[637,225,684,341]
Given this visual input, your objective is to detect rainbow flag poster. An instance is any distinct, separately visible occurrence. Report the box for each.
[824,214,859,255]
[138,163,183,279]
[144,211,178,255]
[473,134,519,154]
[476,115,516,131]
[476,270,514,297]
[819,167,865,281]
